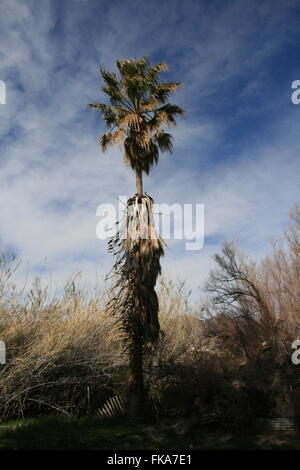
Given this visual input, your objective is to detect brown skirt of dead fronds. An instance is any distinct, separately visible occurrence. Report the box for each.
[106,194,164,345]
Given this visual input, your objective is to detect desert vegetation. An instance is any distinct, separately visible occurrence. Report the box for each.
[0,206,299,437]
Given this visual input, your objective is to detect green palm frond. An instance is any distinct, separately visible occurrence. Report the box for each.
[101,86,124,104]
[156,103,185,117]
[146,62,168,80]
[88,103,118,127]
[140,97,159,112]
[100,69,119,88]
[149,103,185,129]
[154,131,173,153]
[152,81,182,103]
[117,57,148,79]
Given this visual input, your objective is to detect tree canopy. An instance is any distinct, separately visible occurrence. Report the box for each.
[89,56,185,174]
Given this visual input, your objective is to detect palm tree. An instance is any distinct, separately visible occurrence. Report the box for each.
[89,56,184,417]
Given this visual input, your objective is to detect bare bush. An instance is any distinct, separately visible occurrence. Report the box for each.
[0,272,122,421]
[202,208,300,425]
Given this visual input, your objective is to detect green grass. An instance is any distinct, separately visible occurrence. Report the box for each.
[0,416,184,450]
[0,416,300,450]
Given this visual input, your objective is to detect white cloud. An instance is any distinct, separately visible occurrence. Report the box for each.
[0,0,299,301]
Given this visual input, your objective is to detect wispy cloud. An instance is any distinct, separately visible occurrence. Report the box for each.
[0,0,299,299]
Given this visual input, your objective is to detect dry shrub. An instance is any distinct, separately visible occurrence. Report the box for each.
[144,205,300,428]
[0,273,123,421]
[154,278,203,362]
[201,206,300,427]
[145,280,227,417]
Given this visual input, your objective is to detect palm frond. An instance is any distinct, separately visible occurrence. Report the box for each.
[149,103,185,128]
[99,132,113,152]
[152,81,182,103]
[101,85,124,104]
[124,134,159,173]
[117,111,140,129]
[156,103,185,116]
[88,103,118,127]
[116,57,148,79]
[100,69,119,89]
[154,131,173,153]
[145,62,168,83]
[100,129,125,151]
[140,97,159,112]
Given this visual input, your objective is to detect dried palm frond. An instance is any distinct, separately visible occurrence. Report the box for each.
[97,392,161,419]
[106,194,164,344]
[97,394,126,418]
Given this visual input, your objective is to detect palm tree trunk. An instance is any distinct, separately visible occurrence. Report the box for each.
[136,168,143,196]
[127,168,145,417]
[127,329,146,417]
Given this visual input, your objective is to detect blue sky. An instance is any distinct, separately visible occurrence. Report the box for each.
[0,0,299,299]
